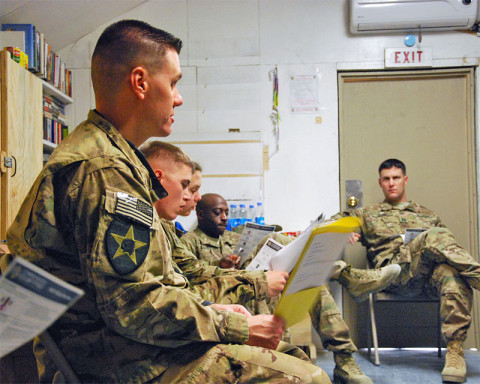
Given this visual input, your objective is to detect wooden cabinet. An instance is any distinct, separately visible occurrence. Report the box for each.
[0,50,43,240]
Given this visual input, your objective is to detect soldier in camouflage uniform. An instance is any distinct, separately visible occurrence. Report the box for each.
[140,141,289,315]
[179,193,379,384]
[6,20,332,383]
[332,158,480,383]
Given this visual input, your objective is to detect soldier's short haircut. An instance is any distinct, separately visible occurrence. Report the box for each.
[196,193,223,214]
[379,158,406,175]
[191,161,203,173]
[140,141,192,170]
[91,19,182,97]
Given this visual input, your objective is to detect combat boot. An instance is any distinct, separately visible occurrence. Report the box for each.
[330,261,401,302]
[442,340,466,383]
[333,350,373,384]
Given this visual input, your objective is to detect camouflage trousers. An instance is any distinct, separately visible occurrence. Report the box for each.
[389,227,476,342]
[156,341,331,383]
[309,285,357,353]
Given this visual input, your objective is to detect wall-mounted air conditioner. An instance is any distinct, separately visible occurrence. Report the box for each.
[350,0,479,34]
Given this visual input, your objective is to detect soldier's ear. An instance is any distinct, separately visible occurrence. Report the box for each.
[155,169,164,184]
[404,175,408,185]
[131,66,147,100]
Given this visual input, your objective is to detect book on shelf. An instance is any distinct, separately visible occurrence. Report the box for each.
[1,23,73,97]
[1,23,35,71]
[43,95,68,145]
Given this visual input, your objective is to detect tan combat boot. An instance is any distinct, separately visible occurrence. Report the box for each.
[330,260,401,302]
[442,340,466,383]
[333,350,373,384]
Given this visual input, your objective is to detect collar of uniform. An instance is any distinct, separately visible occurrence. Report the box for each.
[220,230,239,247]
[125,140,167,200]
[89,110,168,200]
[160,218,175,232]
[194,228,222,248]
[195,227,238,247]
[380,200,418,212]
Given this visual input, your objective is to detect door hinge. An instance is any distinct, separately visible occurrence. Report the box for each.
[0,151,15,175]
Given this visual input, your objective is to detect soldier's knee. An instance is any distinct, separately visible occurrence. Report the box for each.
[431,264,473,299]
[425,227,452,237]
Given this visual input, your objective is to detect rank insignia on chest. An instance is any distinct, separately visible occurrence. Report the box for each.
[106,217,150,275]
[400,218,407,223]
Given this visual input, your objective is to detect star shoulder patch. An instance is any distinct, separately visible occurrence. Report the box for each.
[106,216,150,275]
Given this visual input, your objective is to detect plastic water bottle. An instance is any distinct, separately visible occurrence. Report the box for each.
[247,204,255,222]
[229,204,238,228]
[255,202,265,225]
[238,204,247,225]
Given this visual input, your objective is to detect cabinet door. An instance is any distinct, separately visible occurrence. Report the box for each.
[0,50,43,239]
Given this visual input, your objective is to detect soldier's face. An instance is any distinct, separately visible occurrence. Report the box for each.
[178,171,202,216]
[378,167,408,204]
[199,197,229,238]
[144,48,183,138]
[154,162,193,220]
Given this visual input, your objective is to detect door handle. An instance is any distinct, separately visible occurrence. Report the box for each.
[345,180,363,209]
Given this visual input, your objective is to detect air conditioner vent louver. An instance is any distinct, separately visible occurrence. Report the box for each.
[350,0,478,34]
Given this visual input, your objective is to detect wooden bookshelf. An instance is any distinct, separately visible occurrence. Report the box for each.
[41,78,73,153]
[42,139,56,153]
[42,79,73,105]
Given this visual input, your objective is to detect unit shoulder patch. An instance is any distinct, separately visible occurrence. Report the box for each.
[106,217,150,275]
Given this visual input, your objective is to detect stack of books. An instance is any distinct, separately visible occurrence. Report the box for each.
[43,95,68,145]
[2,23,73,98]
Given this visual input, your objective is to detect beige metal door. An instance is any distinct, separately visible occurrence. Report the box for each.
[0,50,43,239]
[338,68,478,348]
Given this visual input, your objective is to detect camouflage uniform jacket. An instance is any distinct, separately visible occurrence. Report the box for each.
[180,227,241,266]
[6,110,249,383]
[162,219,269,292]
[334,201,444,268]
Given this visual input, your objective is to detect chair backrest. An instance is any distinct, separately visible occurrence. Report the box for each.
[343,242,368,269]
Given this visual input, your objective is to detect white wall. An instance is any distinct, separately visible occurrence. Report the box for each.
[59,0,480,231]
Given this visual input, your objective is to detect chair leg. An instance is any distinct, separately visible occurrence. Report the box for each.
[437,301,442,358]
[369,293,380,366]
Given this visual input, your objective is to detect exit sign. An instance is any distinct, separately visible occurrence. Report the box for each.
[385,48,432,68]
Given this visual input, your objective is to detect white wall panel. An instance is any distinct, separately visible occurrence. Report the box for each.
[173,141,263,174]
[55,0,480,233]
[175,66,198,134]
[188,0,260,66]
[196,65,271,133]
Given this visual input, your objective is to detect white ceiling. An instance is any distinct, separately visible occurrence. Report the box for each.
[0,0,148,51]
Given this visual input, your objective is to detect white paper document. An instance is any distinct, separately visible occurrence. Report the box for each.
[245,238,285,271]
[0,257,84,358]
[283,232,350,295]
[404,228,425,244]
[273,216,362,327]
[234,222,276,266]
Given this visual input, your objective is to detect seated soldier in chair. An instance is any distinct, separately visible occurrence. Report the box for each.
[331,158,480,384]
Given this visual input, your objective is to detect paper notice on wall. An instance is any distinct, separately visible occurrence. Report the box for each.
[0,257,84,358]
[290,74,318,113]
